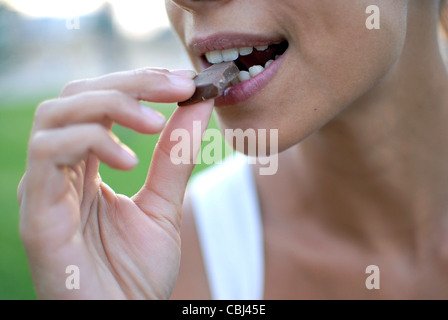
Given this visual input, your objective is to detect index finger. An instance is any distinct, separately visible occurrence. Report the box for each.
[60,68,196,103]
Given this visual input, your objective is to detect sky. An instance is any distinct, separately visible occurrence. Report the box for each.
[2,0,171,39]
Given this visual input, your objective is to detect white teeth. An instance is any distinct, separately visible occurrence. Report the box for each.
[205,45,284,64]
[264,59,274,68]
[238,71,251,82]
[204,44,285,83]
[249,65,264,77]
[231,77,240,86]
[222,48,239,62]
[205,50,224,64]
[255,45,268,51]
[239,47,253,56]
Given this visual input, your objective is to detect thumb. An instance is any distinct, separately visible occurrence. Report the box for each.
[133,100,214,229]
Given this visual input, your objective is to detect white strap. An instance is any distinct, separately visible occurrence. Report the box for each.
[189,154,264,300]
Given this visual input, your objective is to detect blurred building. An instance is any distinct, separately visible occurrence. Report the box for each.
[0,3,192,102]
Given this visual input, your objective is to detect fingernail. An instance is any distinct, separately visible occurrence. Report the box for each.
[168,74,195,87]
[170,70,197,78]
[140,104,166,125]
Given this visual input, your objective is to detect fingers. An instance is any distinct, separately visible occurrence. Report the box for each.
[133,100,215,231]
[28,124,138,171]
[30,68,197,137]
[60,68,196,103]
[32,90,166,136]
[20,67,201,234]
[30,67,197,139]
[20,123,138,229]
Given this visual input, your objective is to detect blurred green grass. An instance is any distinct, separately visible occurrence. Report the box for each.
[0,97,225,300]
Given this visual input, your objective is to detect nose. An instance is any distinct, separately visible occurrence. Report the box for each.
[170,0,230,13]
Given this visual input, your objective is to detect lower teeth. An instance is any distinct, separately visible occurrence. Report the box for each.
[233,58,278,85]
[265,59,274,68]
[238,70,251,82]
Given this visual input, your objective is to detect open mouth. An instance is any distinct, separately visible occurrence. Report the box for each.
[201,40,289,85]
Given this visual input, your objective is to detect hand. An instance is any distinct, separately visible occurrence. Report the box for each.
[17,68,214,299]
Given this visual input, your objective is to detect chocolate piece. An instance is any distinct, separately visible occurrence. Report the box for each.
[178,61,239,106]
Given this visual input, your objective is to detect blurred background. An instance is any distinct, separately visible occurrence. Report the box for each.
[0,0,224,299]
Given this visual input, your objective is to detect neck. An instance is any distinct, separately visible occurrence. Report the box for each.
[266,2,448,254]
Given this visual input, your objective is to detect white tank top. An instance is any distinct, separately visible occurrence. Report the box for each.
[189,154,265,300]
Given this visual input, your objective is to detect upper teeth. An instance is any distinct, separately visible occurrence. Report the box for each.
[205,45,270,64]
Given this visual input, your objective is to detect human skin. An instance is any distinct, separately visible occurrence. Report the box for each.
[167,0,408,151]
[17,69,215,299]
[17,0,448,299]
[169,0,448,298]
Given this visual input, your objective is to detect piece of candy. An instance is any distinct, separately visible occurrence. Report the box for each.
[178,61,239,106]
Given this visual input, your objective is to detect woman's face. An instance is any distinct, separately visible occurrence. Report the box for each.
[166,0,408,152]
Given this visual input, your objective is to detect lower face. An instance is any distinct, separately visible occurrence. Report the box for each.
[166,0,408,153]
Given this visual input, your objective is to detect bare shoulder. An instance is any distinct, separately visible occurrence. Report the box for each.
[170,189,211,300]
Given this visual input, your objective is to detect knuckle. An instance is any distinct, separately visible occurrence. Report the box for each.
[61,79,86,97]
[134,69,168,88]
[89,122,105,133]
[86,123,107,140]
[28,131,52,160]
[85,90,129,117]
[107,88,124,98]
[107,89,128,106]
[131,68,182,100]
[34,100,56,122]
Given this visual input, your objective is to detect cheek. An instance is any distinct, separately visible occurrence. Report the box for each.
[293,0,408,109]
[217,1,408,153]
[166,0,408,154]
[165,1,187,42]
[165,1,202,70]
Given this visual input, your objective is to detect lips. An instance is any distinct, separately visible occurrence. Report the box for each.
[189,33,289,106]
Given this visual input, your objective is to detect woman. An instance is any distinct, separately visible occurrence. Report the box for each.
[18,0,448,299]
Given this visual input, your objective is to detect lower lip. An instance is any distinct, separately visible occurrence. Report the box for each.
[214,52,286,107]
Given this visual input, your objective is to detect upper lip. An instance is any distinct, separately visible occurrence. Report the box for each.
[189,32,286,56]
